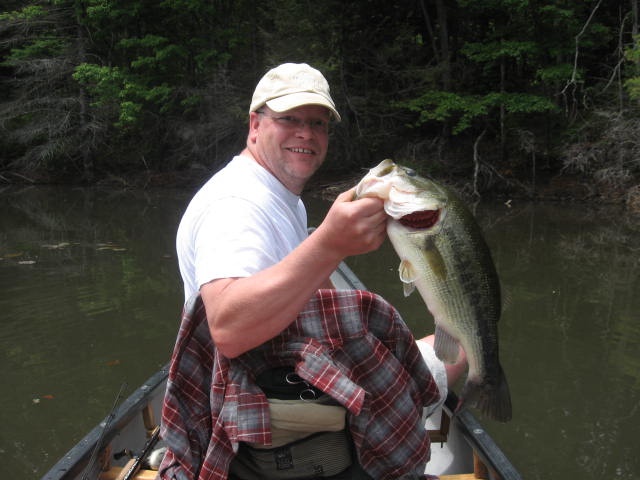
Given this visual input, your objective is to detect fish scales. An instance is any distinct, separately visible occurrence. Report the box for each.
[355,159,512,422]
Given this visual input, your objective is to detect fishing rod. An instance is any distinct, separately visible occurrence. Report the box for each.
[119,425,161,480]
[81,382,128,480]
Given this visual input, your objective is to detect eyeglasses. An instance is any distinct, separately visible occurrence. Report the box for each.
[257,110,330,134]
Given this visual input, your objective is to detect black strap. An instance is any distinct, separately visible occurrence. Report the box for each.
[256,367,324,400]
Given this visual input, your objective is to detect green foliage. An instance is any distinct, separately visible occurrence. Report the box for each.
[0,4,44,20]
[1,4,63,66]
[73,64,125,104]
[73,62,174,127]
[497,93,557,114]
[399,91,556,134]
[3,38,67,63]
[61,0,252,142]
[1,0,639,190]
[624,35,640,102]
[624,78,640,102]
[535,64,576,85]
[462,40,538,63]
[84,0,135,20]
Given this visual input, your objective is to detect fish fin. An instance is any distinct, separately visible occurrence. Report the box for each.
[398,260,418,297]
[434,325,460,364]
[403,281,415,297]
[457,366,512,422]
[423,242,447,280]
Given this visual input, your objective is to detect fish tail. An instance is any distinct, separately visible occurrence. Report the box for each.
[456,367,512,422]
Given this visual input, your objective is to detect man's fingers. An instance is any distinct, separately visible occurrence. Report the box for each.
[336,187,357,202]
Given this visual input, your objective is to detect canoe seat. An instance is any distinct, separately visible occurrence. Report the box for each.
[99,466,157,480]
[98,467,483,480]
[439,475,483,479]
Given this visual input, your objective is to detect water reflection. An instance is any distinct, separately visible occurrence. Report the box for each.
[479,203,640,480]
[0,186,189,477]
[1,187,639,480]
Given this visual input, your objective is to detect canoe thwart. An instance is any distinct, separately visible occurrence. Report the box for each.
[427,407,451,443]
[440,475,485,480]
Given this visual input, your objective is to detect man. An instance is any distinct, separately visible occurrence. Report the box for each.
[176,63,387,359]
[163,63,466,479]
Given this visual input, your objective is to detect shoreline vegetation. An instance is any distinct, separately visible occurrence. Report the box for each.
[2,1,640,213]
[2,162,639,215]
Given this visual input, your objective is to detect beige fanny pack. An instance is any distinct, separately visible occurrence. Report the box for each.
[259,396,347,448]
[229,396,352,479]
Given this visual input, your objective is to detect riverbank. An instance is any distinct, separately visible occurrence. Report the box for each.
[2,165,639,214]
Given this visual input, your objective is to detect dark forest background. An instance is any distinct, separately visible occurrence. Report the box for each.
[1,0,640,207]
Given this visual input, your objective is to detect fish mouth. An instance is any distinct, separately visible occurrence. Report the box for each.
[398,209,440,229]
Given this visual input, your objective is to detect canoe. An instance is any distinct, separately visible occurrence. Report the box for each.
[42,261,521,480]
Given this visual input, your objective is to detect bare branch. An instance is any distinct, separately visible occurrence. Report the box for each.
[561,0,604,95]
[472,129,487,198]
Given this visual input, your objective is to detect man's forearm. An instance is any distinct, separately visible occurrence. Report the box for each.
[201,233,342,358]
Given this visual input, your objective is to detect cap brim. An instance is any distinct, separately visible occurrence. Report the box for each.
[266,92,341,122]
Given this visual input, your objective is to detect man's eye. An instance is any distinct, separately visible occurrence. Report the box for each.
[272,115,328,132]
[279,116,298,125]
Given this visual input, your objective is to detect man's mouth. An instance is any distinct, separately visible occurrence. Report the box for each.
[287,147,315,155]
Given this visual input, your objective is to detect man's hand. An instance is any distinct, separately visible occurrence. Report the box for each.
[313,187,387,260]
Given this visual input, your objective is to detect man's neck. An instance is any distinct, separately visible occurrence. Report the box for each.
[240,147,305,195]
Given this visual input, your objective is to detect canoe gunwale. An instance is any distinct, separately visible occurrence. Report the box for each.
[41,365,170,480]
[443,389,521,480]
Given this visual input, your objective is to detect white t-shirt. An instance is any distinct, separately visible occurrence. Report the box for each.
[176,155,308,300]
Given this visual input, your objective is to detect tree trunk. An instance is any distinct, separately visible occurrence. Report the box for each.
[435,0,451,91]
[418,0,440,63]
[500,57,506,163]
[75,1,94,183]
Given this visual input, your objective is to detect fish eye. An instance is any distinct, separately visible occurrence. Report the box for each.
[404,167,417,177]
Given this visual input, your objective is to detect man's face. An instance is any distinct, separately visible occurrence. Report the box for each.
[248,104,331,194]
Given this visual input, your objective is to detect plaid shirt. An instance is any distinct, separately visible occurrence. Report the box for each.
[159,289,441,480]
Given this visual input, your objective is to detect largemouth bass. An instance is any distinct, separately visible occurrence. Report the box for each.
[355,159,512,422]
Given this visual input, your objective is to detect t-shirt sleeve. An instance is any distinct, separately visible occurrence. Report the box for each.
[416,339,448,418]
[193,197,280,290]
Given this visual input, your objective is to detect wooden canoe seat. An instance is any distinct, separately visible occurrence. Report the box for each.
[99,467,484,480]
[99,465,157,480]
[439,475,483,479]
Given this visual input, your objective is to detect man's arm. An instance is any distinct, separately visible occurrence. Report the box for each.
[200,189,387,358]
[420,335,467,388]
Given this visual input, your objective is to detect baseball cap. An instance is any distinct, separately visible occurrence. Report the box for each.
[249,63,341,121]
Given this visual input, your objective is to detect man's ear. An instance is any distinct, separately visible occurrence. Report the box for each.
[248,111,261,143]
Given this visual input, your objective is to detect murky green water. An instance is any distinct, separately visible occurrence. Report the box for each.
[1,186,639,479]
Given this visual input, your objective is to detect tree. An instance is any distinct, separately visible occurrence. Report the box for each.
[1,0,255,181]
[1,0,639,198]
[72,0,254,174]
[0,2,96,180]
[625,0,640,101]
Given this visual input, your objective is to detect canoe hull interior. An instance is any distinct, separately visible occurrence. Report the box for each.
[41,262,521,480]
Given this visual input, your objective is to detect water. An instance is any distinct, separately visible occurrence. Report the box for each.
[1,185,639,479]
[0,186,189,477]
